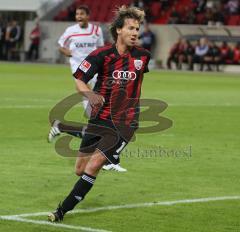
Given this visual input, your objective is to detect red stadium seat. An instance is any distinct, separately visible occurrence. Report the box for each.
[57,10,68,21]
[227,15,240,26]
[150,1,162,18]
[75,0,86,6]
[196,13,205,24]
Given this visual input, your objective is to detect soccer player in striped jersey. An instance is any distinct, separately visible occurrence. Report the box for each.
[48,5,150,222]
[48,5,126,171]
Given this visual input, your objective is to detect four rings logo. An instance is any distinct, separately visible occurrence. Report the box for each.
[112,70,137,81]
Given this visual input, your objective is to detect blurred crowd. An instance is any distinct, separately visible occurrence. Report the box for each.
[167,0,240,25]
[167,37,240,71]
[0,18,22,60]
[0,17,40,61]
[131,0,240,25]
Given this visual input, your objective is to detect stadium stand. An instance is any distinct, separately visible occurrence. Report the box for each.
[54,0,132,22]
[153,0,240,26]
[52,0,240,26]
[1,0,240,72]
[167,37,240,71]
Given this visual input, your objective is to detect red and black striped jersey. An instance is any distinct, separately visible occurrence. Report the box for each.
[74,44,151,127]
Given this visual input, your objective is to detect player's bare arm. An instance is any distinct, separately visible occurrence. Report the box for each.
[59,46,72,57]
[75,79,104,107]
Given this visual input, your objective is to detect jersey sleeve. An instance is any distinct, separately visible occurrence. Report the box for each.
[144,53,151,73]
[73,51,102,83]
[58,28,70,48]
[96,27,104,47]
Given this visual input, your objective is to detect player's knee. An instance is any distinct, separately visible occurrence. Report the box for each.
[85,158,105,176]
[75,167,84,176]
[87,161,101,173]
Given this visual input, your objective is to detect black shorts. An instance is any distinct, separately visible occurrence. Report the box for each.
[79,119,132,164]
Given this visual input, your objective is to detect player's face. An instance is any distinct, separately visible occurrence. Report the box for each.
[117,18,140,47]
[75,9,89,28]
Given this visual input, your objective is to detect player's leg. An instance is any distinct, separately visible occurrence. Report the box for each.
[48,74,97,143]
[48,120,127,171]
[49,133,128,221]
[48,150,106,222]
[48,124,103,222]
[75,152,91,176]
[48,122,128,222]
[102,158,127,172]
[48,119,85,142]
[84,150,108,175]
[61,150,106,213]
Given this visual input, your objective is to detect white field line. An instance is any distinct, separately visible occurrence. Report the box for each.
[0,216,111,232]
[2,196,240,218]
[1,196,240,232]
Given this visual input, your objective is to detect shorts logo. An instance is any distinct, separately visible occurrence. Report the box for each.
[80,60,91,73]
[112,70,136,81]
[134,59,143,70]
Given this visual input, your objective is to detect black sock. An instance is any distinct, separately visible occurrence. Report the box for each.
[61,172,96,213]
[116,157,120,164]
[105,157,119,165]
[58,122,84,138]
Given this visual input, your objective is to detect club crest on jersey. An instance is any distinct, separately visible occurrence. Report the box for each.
[134,60,143,70]
[80,60,91,73]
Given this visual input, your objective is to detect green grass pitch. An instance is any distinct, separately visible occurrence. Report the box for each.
[0,62,240,232]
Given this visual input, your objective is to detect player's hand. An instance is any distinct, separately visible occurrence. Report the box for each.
[85,92,105,107]
[67,50,72,57]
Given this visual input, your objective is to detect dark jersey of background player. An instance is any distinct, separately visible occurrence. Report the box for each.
[139,23,155,52]
[74,44,150,140]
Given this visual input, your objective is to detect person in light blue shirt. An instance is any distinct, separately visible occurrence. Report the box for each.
[192,37,209,71]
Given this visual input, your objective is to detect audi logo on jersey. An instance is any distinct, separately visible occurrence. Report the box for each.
[112,70,137,81]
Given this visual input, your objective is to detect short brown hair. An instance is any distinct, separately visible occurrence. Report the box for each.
[76,5,90,15]
[110,5,145,42]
